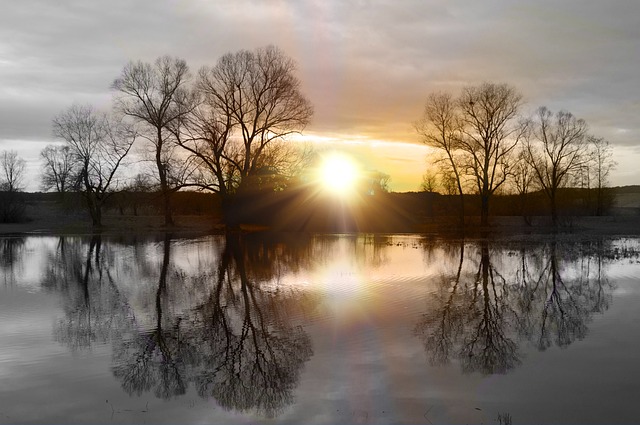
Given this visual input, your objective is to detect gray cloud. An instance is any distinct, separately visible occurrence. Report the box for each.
[1,0,639,188]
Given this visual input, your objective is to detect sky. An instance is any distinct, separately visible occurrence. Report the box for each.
[1,0,639,192]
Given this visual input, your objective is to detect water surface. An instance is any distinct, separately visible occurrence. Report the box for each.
[1,233,639,424]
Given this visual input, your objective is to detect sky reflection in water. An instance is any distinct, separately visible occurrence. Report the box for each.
[1,234,639,424]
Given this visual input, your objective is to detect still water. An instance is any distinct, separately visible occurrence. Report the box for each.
[1,233,640,424]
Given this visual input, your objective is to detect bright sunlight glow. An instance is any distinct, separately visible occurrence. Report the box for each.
[319,153,360,196]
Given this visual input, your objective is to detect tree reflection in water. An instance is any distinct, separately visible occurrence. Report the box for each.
[44,235,133,350]
[43,233,317,418]
[416,238,613,375]
[514,240,612,351]
[187,234,314,416]
[42,233,625,414]
[1,237,25,285]
[111,233,194,400]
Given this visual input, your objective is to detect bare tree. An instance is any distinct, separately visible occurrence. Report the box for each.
[0,150,26,192]
[525,107,588,226]
[587,135,617,216]
[416,92,465,225]
[512,149,535,224]
[40,144,77,193]
[182,46,313,225]
[112,56,197,225]
[125,173,155,216]
[361,170,390,195]
[439,165,459,196]
[420,171,438,193]
[53,104,136,227]
[457,83,525,227]
[0,150,27,223]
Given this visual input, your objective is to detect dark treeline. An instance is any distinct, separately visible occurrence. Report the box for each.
[16,182,622,233]
[223,185,620,232]
[19,191,219,216]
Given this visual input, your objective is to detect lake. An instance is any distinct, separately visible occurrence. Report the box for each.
[1,233,639,424]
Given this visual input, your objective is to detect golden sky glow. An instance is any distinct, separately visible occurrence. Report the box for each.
[300,134,432,192]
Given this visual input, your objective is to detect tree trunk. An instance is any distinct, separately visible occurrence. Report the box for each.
[86,193,102,227]
[480,193,490,227]
[156,130,174,227]
[221,194,241,231]
[94,204,102,227]
[457,191,465,229]
[596,187,603,216]
[550,191,558,228]
[162,189,174,226]
[520,193,531,226]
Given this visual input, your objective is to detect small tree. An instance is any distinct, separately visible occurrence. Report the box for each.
[364,170,390,195]
[40,144,77,193]
[420,171,438,193]
[125,173,155,216]
[53,104,136,227]
[0,150,26,193]
[512,149,534,224]
[439,165,459,196]
[588,136,616,216]
[0,150,27,223]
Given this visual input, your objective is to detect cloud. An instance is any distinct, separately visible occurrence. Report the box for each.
[1,0,639,188]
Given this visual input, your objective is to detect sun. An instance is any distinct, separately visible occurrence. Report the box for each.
[319,153,360,196]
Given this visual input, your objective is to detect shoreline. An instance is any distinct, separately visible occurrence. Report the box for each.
[2,211,639,239]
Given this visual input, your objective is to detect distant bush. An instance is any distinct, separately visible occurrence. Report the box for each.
[0,191,27,223]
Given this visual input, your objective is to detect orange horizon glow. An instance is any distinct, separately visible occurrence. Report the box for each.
[294,133,434,193]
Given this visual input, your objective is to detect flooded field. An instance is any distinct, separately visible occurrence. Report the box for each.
[1,233,639,424]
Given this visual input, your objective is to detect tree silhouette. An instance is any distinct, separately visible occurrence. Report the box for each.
[112,56,198,226]
[52,105,137,226]
[177,46,314,227]
[0,150,26,192]
[416,92,466,226]
[417,83,525,227]
[524,107,589,226]
[40,144,77,194]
